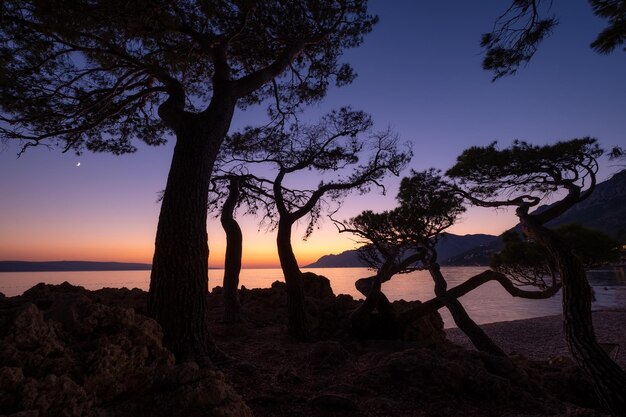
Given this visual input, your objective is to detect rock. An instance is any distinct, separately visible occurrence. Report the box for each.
[309,341,350,369]
[301,272,335,299]
[0,283,252,417]
[276,368,302,385]
[395,300,445,346]
[233,361,258,377]
[310,393,358,411]
[356,348,520,405]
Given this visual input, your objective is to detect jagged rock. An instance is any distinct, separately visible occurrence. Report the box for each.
[0,283,252,417]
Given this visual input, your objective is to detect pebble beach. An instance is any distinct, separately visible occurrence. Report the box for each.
[445,309,626,369]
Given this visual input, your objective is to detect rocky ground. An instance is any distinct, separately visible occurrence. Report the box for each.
[0,274,619,417]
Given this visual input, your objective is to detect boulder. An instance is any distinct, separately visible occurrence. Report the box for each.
[0,283,252,417]
[301,272,335,299]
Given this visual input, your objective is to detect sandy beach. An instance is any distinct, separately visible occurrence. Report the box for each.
[446,309,626,369]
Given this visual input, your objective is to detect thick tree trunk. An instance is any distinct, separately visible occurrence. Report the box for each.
[521,215,626,415]
[220,178,243,323]
[429,264,506,357]
[149,93,235,362]
[276,219,310,341]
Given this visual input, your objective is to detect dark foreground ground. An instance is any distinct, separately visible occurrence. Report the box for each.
[1,275,621,417]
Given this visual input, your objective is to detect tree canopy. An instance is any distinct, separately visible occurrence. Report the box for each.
[446,138,602,220]
[0,0,377,153]
[491,224,621,289]
[482,0,626,79]
[225,107,411,239]
[1,0,380,360]
[343,169,464,272]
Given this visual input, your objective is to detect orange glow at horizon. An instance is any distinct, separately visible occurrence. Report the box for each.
[0,206,519,268]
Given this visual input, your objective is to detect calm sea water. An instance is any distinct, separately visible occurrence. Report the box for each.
[1,266,624,328]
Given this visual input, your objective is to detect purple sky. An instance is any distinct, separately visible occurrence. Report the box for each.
[1,1,625,267]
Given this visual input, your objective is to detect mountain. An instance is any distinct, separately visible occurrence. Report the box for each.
[441,239,504,266]
[544,169,626,242]
[0,261,152,272]
[435,233,501,262]
[305,233,500,268]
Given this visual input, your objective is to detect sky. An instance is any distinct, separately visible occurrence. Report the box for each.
[1,1,625,268]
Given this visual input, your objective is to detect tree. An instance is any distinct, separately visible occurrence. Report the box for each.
[337,169,556,355]
[447,138,626,415]
[227,108,411,340]
[490,230,559,290]
[492,224,620,294]
[0,0,377,360]
[219,177,244,323]
[208,172,274,323]
[481,0,626,79]
[610,146,625,159]
[552,224,621,266]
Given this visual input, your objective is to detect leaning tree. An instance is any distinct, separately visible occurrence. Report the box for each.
[337,169,557,355]
[0,0,377,360]
[226,107,411,340]
[447,138,626,415]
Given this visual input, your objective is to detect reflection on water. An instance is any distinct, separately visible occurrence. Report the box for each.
[1,266,624,328]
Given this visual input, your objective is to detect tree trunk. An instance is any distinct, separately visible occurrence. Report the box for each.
[149,95,235,361]
[521,215,626,415]
[429,264,507,357]
[276,219,310,341]
[220,177,243,323]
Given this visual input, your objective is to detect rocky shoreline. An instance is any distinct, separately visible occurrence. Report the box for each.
[1,279,621,416]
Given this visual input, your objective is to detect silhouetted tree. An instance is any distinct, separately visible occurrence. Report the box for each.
[482,0,626,79]
[228,108,411,340]
[220,177,244,323]
[555,224,622,266]
[447,138,626,415]
[491,230,559,289]
[610,146,625,159]
[208,172,274,323]
[337,170,556,355]
[492,224,620,295]
[0,0,377,360]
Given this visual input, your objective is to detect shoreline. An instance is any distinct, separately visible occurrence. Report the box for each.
[445,309,626,368]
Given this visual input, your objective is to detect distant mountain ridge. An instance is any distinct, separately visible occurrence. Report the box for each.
[305,232,500,268]
[0,261,152,272]
[544,169,626,242]
[307,170,626,268]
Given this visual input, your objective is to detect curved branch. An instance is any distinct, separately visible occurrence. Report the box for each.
[407,269,561,317]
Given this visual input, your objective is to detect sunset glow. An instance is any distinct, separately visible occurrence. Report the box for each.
[1,1,624,269]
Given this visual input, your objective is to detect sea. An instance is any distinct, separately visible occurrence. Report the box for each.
[1,266,624,328]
